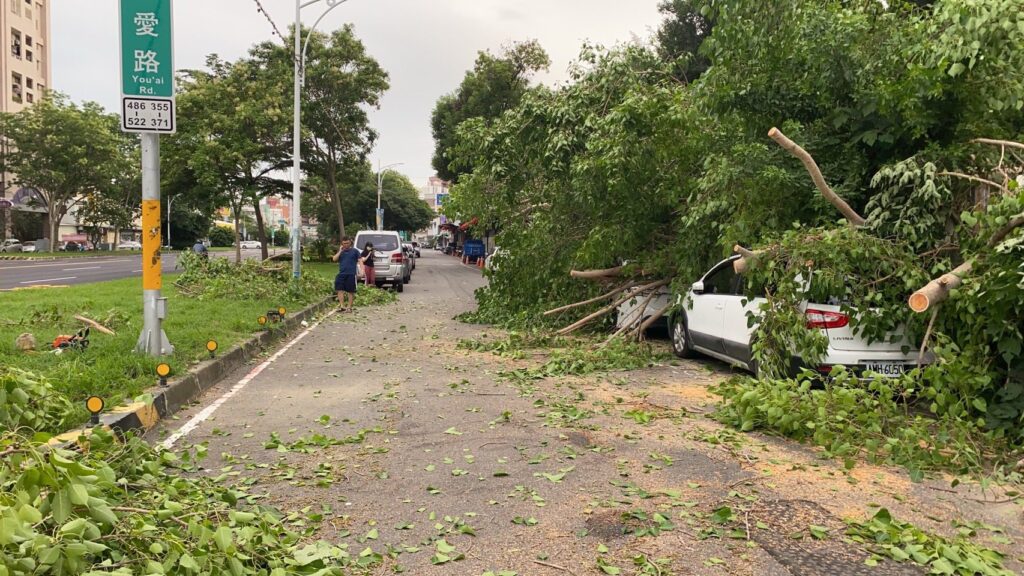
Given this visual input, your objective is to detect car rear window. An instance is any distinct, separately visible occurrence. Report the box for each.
[356,234,399,251]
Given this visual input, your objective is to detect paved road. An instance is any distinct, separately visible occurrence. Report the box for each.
[149,251,1021,575]
[0,249,283,289]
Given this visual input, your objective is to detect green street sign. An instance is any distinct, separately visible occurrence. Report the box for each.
[119,0,174,98]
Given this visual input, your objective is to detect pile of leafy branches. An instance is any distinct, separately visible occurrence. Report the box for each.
[0,426,379,575]
[712,369,1013,479]
[353,286,398,307]
[846,508,1016,576]
[174,251,330,302]
[0,368,79,435]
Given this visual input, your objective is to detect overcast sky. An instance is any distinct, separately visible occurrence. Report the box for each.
[53,0,666,186]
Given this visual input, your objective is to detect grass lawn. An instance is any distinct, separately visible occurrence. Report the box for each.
[0,265,341,419]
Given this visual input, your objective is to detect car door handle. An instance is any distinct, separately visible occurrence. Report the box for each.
[715,303,724,310]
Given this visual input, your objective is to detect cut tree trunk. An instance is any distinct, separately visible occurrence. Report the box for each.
[732,244,761,274]
[768,127,866,226]
[908,262,971,313]
[570,266,625,280]
[634,303,673,341]
[908,213,1024,312]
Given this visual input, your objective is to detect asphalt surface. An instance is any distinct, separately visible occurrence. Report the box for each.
[149,251,1023,575]
[0,248,283,289]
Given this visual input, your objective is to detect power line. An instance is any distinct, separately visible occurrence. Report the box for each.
[251,0,289,46]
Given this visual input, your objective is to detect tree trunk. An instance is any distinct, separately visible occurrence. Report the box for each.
[252,195,269,260]
[47,207,61,252]
[113,227,120,250]
[233,208,241,264]
[328,159,345,241]
[732,244,762,274]
[768,127,866,226]
[556,279,670,336]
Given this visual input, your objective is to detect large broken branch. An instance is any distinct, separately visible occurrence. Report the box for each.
[937,171,1008,194]
[556,279,670,336]
[74,315,116,336]
[971,138,1024,152]
[569,266,624,280]
[768,127,866,226]
[909,213,1024,313]
[543,281,638,317]
[633,303,673,341]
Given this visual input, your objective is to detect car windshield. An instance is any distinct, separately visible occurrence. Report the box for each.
[356,234,399,251]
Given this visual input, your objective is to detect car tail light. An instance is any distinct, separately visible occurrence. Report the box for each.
[391,252,404,264]
[805,309,849,329]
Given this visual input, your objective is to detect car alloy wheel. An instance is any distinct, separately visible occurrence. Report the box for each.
[671,315,695,359]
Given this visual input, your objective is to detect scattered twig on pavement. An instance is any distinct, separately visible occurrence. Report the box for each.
[728,475,758,488]
[744,512,751,541]
[533,559,576,574]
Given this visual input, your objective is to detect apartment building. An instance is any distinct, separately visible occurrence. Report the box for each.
[417,176,449,237]
[1,0,50,115]
[0,0,52,241]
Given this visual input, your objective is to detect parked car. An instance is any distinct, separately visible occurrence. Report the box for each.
[117,241,142,250]
[616,286,671,332]
[402,243,417,271]
[21,243,37,253]
[0,239,23,253]
[240,240,261,249]
[354,231,409,292]
[671,255,930,378]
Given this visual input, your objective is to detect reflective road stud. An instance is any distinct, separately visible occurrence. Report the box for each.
[206,339,218,359]
[258,315,268,327]
[86,396,105,426]
[156,362,171,387]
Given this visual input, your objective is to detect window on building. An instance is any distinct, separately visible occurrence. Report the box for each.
[25,36,32,47]
[11,30,22,59]
[12,73,23,103]
[10,1,20,16]
[26,50,33,62]
[26,78,33,89]
[26,93,33,104]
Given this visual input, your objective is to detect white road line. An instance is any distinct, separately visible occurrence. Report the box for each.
[62,266,102,271]
[161,307,339,449]
[19,276,77,284]
[0,259,129,270]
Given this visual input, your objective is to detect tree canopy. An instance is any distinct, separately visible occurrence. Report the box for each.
[430,40,550,182]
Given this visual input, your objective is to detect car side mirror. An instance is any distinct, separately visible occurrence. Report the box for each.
[691,281,705,294]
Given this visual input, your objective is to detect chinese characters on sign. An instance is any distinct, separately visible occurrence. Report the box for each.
[120,0,175,133]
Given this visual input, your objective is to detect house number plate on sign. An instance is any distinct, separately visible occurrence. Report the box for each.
[121,97,176,133]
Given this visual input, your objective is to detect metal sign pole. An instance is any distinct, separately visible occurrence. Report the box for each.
[136,133,172,355]
[120,0,175,356]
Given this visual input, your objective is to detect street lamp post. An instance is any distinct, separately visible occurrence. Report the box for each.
[376,161,403,231]
[292,0,350,278]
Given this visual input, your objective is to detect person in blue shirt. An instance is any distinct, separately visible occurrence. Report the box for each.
[331,237,361,312]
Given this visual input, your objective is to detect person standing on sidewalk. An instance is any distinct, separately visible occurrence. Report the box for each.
[331,237,361,312]
[360,242,377,287]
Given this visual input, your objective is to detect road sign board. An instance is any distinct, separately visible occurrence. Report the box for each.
[119,0,175,133]
[122,97,175,133]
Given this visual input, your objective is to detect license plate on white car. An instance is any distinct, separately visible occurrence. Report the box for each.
[863,362,907,378]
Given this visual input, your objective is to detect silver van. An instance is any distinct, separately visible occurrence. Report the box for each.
[354,231,410,292]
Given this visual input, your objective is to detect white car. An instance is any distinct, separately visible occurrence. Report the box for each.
[354,231,409,292]
[0,239,23,253]
[21,243,37,253]
[617,286,671,332]
[671,255,928,378]
[117,241,142,250]
[240,240,262,249]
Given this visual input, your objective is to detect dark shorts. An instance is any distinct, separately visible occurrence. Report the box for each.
[334,273,357,294]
